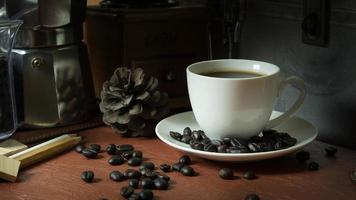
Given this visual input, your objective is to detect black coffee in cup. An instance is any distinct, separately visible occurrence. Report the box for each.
[201,71,265,78]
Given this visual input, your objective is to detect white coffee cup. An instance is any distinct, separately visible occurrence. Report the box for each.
[187,59,306,140]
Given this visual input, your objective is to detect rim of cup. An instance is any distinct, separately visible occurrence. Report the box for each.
[187,59,280,81]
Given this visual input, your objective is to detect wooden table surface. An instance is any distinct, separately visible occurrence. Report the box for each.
[1,126,355,200]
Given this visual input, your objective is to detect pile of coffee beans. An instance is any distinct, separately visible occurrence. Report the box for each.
[170,128,297,153]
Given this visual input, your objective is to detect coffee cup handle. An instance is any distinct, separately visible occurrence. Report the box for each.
[265,76,306,130]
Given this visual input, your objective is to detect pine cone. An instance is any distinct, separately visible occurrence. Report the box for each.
[100,67,170,136]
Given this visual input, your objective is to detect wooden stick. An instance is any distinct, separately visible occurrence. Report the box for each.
[10,134,81,169]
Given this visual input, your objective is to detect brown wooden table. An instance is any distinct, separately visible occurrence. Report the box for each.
[1,126,355,200]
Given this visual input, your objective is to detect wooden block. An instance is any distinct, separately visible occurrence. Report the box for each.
[0,139,28,156]
[0,155,21,182]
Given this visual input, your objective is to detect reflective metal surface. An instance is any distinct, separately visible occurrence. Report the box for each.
[12,44,96,127]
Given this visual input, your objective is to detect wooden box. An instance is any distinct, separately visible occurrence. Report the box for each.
[85,5,209,109]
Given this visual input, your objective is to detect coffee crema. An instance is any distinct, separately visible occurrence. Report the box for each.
[201,70,265,78]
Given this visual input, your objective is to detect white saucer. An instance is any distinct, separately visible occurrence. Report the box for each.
[155,111,317,162]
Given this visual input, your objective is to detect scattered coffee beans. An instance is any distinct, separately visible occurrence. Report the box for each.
[109,171,125,182]
[138,189,154,200]
[325,146,338,156]
[106,144,117,155]
[170,128,297,153]
[128,157,142,166]
[296,151,310,162]
[82,148,98,159]
[172,162,185,172]
[120,186,134,198]
[351,170,356,184]
[140,162,155,171]
[153,177,169,190]
[244,171,257,180]
[159,164,171,172]
[108,155,124,165]
[140,177,154,189]
[179,155,191,165]
[81,170,94,183]
[156,172,170,182]
[75,144,86,153]
[218,168,234,180]
[128,179,140,189]
[245,194,260,200]
[181,166,195,176]
[89,144,101,153]
[308,161,319,171]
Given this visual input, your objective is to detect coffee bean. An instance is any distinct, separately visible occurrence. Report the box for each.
[140,177,154,189]
[204,143,217,152]
[122,150,134,160]
[82,148,98,159]
[125,169,142,179]
[190,143,204,151]
[230,138,244,147]
[179,155,191,165]
[120,186,134,199]
[283,137,297,147]
[249,136,262,143]
[128,157,142,166]
[181,135,192,144]
[219,168,234,180]
[140,162,155,171]
[248,143,262,152]
[228,146,250,153]
[217,145,228,153]
[108,155,124,165]
[109,171,125,182]
[351,170,356,183]
[159,164,171,172]
[156,172,170,182]
[117,144,134,153]
[138,189,154,200]
[89,144,101,153]
[183,127,192,136]
[181,166,195,176]
[153,177,169,190]
[191,131,203,141]
[243,171,257,180]
[172,162,185,172]
[106,144,117,155]
[140,168,157,179]
[75,144,86,153]
[81,170,94,183]
[245,194,260,200]
[308,161,319,171]
[296,151,310,162]
[222,137,232,145]
[128,193,140,200]
[132,150,143,158]
[201,138,211,145]
[128,179,140,189]
[170,131,182,141]
[211,139,222,146]
[325,146,338,156]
